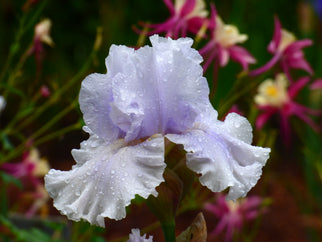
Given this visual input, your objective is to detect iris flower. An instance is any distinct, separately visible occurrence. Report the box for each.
[250,17,313,81]
[254,73,321,143]
[199,5,256,72]
[128,229,153,242]
[139,0,208,38]
[45,35,270,227]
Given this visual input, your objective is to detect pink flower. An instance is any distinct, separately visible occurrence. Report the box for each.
[254,73,321,144]
[1,148,50,187]
[310,78,322,90]
[29,19,54,71]
[40,85,51,97]
[139,0,208,38]
[205,193,265,241]
[250,17,313,81]
[199,4,256,72]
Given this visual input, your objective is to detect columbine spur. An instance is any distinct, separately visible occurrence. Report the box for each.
[45,35,270,227]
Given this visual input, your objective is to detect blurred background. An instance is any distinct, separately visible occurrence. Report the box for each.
[0,0,321,241]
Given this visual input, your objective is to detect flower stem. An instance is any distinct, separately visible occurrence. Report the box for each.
[161,220,176,242]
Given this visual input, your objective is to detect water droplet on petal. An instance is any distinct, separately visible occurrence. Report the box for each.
[234,122,241,128]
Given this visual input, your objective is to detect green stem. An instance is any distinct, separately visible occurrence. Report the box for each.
[0,99,77,163]
[161,220,176,242]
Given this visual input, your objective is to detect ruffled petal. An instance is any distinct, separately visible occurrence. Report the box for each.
[45,132,166,227]
[128,228,153,242]
[79,36,210,143]
[166,113,270,200]
[110,35,210,140]
[79,47,135,143]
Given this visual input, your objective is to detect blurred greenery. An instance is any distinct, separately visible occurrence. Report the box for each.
[0,0,321,241]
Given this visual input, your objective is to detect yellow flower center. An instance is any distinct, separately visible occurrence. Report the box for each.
[254,73,289,107]
[265,86,278,97]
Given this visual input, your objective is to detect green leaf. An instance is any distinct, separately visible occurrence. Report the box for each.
[1,133,14,150]
[0,171,22,189]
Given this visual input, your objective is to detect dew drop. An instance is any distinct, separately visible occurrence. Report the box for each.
[75,191,81,196]
[124,172,128,177]
[121,163,125,168]
[111,170,115,174]
[234,122,241,128]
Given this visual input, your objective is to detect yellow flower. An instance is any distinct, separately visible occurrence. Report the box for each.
[254,73,289,107]
[215,17,248,48]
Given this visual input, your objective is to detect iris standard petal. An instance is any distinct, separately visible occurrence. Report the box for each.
[109,35,210,140]
[45,133,166,227]
[79,35,210,143]
[166,113,270,201]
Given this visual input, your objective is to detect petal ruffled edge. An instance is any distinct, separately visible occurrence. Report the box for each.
[167,113,270,200]
[45,133,166,227]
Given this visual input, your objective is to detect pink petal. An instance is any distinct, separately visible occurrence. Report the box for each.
[268,16,282,54]
[180,0,197,17]
[310,79,322,89]
[284,54,313,75]
[284,39,313,54]
[288,76,310,98]
[163,0,175,15]
[228,46,256,70]
[218,45,230,67]
[249,52,281,76]
[256,107,276,129]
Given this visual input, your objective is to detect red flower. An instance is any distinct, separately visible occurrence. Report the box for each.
[139,0,208,38]
[254,74,321,144]
[199,4,255,72]
[250,17,313,81]
[205,193,265,241]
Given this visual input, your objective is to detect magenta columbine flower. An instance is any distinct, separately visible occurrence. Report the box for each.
[140,0,208,38]
[199,5,256,72]
[250,17,313,81]
[45,35,270,227]
[205,193,265,241]
[128,229,153,242]
[1,148,50,187]
[254,73,321,143]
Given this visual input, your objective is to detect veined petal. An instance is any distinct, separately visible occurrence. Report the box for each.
[79,44,137,143]
[79,35,210,143]
[111,35,210,140]
[166,113,270,200]
[45,133,166,227]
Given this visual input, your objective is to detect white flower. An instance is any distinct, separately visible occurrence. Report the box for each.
[128,228,153,242]
[0,95,6,113]
[45,35,270,227]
